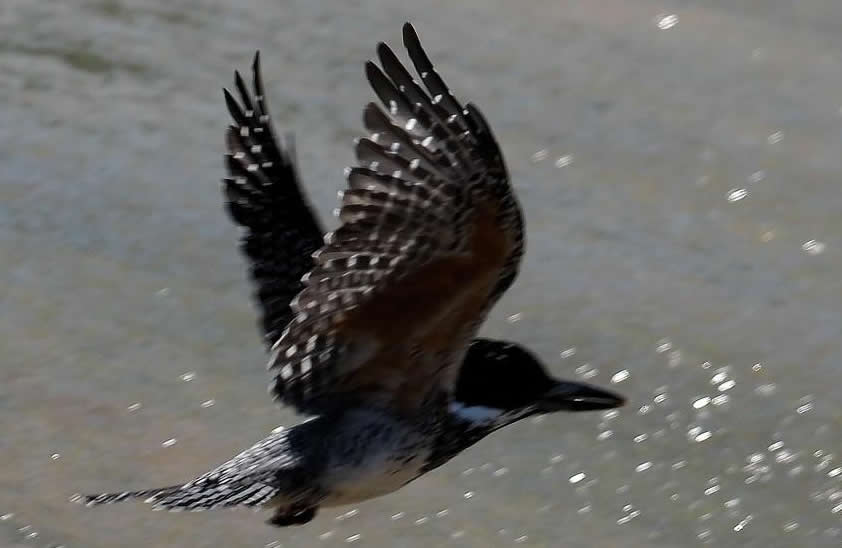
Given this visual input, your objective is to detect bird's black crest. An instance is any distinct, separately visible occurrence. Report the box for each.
[455,338,554,411]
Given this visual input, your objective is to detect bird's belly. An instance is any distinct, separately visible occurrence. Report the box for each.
[317,412,432,508]
[321,449,429,507]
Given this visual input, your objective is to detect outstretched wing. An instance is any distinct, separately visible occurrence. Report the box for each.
[223,53,324,347]
[269,23,525,416]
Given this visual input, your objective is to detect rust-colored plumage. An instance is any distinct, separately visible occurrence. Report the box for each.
[267,23,524,417]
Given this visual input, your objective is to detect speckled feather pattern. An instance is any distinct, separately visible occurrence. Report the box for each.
[222,53,324,347]
[76,427,322,512]
[268,23,524,416]
[76,408,449,514]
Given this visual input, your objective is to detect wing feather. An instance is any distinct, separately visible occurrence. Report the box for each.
[268,24,524,415]
[223,53,324,346]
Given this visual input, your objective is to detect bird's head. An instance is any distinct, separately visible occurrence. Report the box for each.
[451,338,625,429]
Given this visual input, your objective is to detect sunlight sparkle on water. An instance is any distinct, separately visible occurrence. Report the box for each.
[617,509,640,524]
[554,155,572,168]
[734,515,753,532]
[531,149,548,162]
[611,370,630,383]
[748,170,766,183]
[656,339,672,353]
[695,431,713,443]
[755,383,777,396]
[711,370,729,384]
[727,188,748,202]
[656,14,679,30]
[718,380,736,391]
[712,394,729,406]
[802,240,826,255]
[636,462,653,472]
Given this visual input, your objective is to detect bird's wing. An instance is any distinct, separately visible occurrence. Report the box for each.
[268,23,525,416]
[223,53,325,347]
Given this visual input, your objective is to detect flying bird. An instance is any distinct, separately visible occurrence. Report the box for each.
[75,23,625,527]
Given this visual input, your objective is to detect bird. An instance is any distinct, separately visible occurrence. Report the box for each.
[74,22,625,527]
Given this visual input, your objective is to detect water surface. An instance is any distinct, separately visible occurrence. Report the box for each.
[2,1,841,546]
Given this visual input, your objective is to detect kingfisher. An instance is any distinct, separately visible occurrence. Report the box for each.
[75,23,625,527]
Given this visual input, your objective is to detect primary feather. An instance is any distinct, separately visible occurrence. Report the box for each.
[266,23,524,416]
[222,53,324,347]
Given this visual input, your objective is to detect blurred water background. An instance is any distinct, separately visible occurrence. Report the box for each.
[2,1,842,547]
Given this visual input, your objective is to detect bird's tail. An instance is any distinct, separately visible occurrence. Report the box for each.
[73,476,282,511]
[71,485,183,507]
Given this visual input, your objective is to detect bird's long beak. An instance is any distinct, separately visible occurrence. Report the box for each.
[538,381,626,412]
